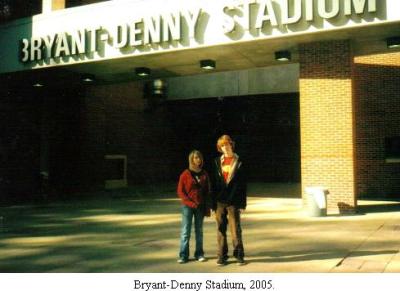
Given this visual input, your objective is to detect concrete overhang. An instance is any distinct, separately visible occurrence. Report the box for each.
[0,0,400,84]
[67,22,400,84]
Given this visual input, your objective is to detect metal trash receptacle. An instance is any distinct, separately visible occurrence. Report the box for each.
[306,187,329,217]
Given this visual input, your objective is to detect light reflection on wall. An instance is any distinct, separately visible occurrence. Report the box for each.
[354,51,400,66]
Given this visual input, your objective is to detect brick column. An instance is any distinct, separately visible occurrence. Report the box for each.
[52,0,65,10]
[299,40,356,214]
[42,0,65,13]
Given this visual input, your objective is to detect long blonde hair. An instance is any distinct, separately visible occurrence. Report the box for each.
[188,150,204,172]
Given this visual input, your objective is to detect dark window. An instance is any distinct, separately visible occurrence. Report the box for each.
[105,158,125,180]
[66,0,110,8]
[385,137,400,159]
[0,0,41,24]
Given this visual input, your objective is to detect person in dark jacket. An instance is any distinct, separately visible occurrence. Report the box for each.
[211,134,247,266]
[177,150,211,264]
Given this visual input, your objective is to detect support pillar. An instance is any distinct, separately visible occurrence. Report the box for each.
[299,40,356,214]
[42,0,65,13]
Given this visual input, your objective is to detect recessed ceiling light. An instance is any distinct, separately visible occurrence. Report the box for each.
[200,59,216,70]
[387,37,400,49]
[82,74,95,82]
[135,67,151,77]
[275,50,291,61]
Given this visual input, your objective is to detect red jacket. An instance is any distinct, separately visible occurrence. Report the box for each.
[177,169,210,210]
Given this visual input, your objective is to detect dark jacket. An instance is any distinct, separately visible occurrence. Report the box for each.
[211,154,247,210]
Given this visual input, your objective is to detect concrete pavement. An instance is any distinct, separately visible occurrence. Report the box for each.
[0,183,399,272]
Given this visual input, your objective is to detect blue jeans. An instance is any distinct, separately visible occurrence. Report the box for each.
[179,205,204,260]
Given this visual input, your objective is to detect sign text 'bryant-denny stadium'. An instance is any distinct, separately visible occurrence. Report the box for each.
[19,0,377,63]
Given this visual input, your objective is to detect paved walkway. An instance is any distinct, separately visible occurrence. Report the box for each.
[0,183,399,272]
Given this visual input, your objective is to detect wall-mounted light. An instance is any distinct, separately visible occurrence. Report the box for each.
[200,59,216,70]
[152,79,167,96]
[135,67,151,77]
[386,37,400,49]
[82,74,95,83]
[275,50,291,61]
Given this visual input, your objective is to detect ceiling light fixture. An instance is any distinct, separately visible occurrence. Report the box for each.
[82,74,95,82]
[33,82,44,87]
[200,59,216,70]
[386,36,400,49]
[275,50,291,61]
[135,67,151,77]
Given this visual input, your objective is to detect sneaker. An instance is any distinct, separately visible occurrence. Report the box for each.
[177,258,188,264]
[216,258,227,266]
[197,256,207,262]
[236,257,246,265]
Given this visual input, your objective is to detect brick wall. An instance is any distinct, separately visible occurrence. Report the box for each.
[82,84,301,191]
[46,88,83,196]
[299,40,356,214]
[354,52,400,198]
[3,43,398,204]
[0,81,41,204]
[0,75,85,203]
[82,81,180,190]
[65,49,400,200]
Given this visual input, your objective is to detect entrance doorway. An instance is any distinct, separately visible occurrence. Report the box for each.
[166,93,300,184]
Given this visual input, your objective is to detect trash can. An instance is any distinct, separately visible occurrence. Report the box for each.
[305,187,329,217]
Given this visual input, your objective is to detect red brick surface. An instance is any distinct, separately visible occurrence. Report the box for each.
[1,41,400,206]
[299,40,356,213]
[354,52,400,198]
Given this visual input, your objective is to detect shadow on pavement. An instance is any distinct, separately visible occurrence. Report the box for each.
[358,202,400,214]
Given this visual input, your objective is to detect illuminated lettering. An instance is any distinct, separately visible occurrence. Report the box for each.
[54,32,70,58]
[17,1,379,64]
[224,0,378,32]
[222,7,237,34]
[30,37,42,61]
[241,0,256,30]
[71,29,86,55]
[87,27,101,53]
[42,35,56,59]
[163,12,181,42]
[254,0,278,29]
[130,19,143,46]
[282,0,302,24]
[318,0,340,19]
[144,16,161,45]
[114,24,128,48]
[20,39,30,62]
[344,0,376,15]
[305,0,314,21]
[182,8,201,39]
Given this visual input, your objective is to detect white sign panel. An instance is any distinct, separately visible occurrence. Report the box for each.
[1,0,399,73]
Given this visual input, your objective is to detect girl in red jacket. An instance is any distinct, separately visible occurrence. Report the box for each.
[177,150,210,264]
